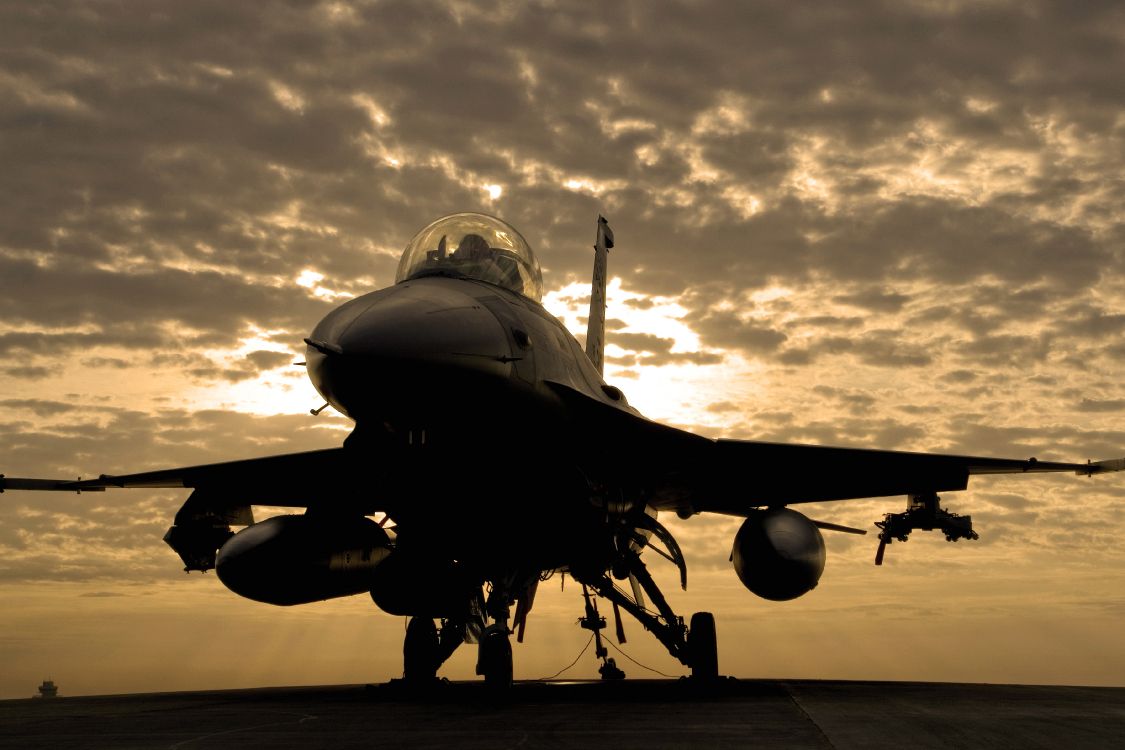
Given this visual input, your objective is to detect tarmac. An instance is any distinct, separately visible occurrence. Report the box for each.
[1,679,1122,749]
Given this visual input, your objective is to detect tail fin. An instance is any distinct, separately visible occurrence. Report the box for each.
[585,215,614,374]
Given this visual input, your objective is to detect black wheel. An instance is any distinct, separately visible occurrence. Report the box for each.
[688,611,718,681]
[403,616,439,683]
[476,625,513,688]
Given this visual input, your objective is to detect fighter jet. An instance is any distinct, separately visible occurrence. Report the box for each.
[4,212,1123,686]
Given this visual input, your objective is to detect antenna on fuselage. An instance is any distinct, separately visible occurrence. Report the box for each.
[585,215,614,375]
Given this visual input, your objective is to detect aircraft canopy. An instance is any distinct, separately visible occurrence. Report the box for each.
[396,213,544,301]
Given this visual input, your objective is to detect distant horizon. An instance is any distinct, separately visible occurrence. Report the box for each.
[9,674,1125,703]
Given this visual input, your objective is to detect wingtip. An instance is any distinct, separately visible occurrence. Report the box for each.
[1077,457,1125,475]
[0,477,103,492]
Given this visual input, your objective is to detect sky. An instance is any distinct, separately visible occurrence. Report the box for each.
[1,0,1124,698]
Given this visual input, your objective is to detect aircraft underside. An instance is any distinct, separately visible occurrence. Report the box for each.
[202,428,719,686]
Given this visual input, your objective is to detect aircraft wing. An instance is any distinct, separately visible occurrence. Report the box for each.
[540,379,1124,512]
[684,440,1125,513]
[5,400,1122,515]
[0,447,376,510]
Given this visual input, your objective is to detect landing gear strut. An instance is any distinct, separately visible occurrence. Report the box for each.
[579,563,719,682]
[579,585,626,680]
[474,575,535,688]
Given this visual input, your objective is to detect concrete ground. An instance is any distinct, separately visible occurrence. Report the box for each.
[1,679,1122,749]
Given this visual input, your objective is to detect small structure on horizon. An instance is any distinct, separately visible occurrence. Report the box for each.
[36,679,58,699]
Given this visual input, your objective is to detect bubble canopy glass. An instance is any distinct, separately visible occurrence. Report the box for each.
[395,213,544,302]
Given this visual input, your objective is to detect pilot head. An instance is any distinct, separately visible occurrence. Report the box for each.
[454,233,491,260]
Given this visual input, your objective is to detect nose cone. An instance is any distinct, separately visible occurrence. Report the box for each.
[338,280,510,361]
[306,277,515,421]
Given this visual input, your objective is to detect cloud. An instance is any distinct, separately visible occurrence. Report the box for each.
[612,332,675,355]
[0,255,335,348]
[833,289,913,313]
[245,349,294,372]
[0,399,80,418]
[686,309,789,355]
[80,357,131,369]
[1076,399,1125,413]
[1,365,59,380]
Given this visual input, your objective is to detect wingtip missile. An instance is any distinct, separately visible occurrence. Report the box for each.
[1077,457,1125,475]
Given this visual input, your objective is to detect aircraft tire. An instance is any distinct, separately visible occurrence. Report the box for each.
[477,625,513,688]
[688,611,719,681]
[403,616,439,682]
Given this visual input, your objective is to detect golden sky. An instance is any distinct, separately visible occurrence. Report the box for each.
[2,0,1124,698]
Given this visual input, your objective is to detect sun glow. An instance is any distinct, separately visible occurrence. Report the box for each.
[543,279,759,431]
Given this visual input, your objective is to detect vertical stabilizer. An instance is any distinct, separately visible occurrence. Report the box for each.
[585,215,614,374]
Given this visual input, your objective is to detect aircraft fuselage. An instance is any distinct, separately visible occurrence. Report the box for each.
[306,275,633,430]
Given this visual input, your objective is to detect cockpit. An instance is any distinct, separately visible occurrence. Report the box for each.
[395,213,545,302]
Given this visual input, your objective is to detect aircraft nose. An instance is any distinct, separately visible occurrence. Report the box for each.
[340,285,509,363]
[305,279,516,420]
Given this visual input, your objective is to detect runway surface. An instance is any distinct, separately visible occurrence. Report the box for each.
[2,679,1122,749]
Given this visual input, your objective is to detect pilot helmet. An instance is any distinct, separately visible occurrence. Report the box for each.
[396,213,544,301]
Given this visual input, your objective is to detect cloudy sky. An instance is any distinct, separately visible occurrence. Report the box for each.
[2,0,1124,698]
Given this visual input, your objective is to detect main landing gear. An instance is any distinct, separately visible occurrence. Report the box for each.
[400,616,514,688]
[687,611,718,681]
[476,623,513,687]
[402,616,466,684]
[401,615,513,688]
[397,536,720,686]
[399,573,536,688]
[474,571,538,688]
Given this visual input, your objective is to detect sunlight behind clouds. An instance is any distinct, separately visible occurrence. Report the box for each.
[544,279,764,429]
